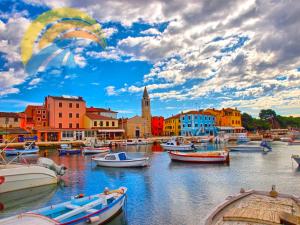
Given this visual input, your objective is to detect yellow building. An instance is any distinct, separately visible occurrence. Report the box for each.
[164,114,181,136]
[204,108,242,128]
[120,116,151,138]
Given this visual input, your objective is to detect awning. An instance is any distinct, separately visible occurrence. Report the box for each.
[233,127,245,130]
[216,126,234,130]
[98,129,125,133]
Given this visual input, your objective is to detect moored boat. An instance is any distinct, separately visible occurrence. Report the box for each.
[160,139,194,151]
[121,139,149,145]
[236,134,250,143]
[58,144,81,156]
[168,151,229,163]
[92,152,149,167]
[205,186,300,225]
[280,136,292,142]
[0,157,66,193]
[288,140,300,145]
[228,141,272,152]
[4,141,39,156]
[292,155,300,166]
[0,187,127,225]
[82,146,110,155]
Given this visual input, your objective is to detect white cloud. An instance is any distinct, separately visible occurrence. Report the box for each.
[105,86,117,96]
[29,78,42,86]
[141,28,161,35]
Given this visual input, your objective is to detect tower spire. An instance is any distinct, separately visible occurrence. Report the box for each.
[143,86,149,98]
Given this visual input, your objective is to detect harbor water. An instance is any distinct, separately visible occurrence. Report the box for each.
[1,141,300,225]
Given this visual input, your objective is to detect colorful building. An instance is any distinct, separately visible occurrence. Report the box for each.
[0,112,29,142]
[164,114,181,136]
[84,113,124,139]
[151,116,164,136]
[86,107,118,119]
[180,111,217,136]
[24,105,48,129]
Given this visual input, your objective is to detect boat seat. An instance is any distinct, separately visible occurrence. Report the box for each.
[65,204,98,214]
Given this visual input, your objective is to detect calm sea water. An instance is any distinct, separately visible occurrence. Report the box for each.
[1,141,300,225]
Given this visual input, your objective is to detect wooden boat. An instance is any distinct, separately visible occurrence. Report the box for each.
[161,140,194,151]
[92,152,149,167]
[288,140,300,145]
[292,155,300,166]
[0,157,66,193]
[205,186,300,225]
[168,151,229,163]
[58,144,81,156]
[0,187,127,225]
[82,147,110,155]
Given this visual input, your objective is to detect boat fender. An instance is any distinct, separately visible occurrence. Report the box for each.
[87,216,100,223]
[75,193,84,199]
[0,176,5,185]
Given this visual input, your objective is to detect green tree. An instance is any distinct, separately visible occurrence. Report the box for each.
[259,109,276,120]
[241,113,255,131]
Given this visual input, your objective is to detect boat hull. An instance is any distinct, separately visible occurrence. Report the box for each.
[4,148,39,156]
[229,146,263,152]
[93,158,149,167]
[168,151,229,163]
[0,165,57,194]
[82,147,110,155]
[292,156,300,166]
[58,149,81,155]
[161,145,193,151]
[288,141,300,145]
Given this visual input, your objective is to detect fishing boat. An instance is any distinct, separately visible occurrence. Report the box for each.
[288,140,300,145]
[160,139,194,151]
[4,141,39,156]
[168,151,229,163]
[0,187,127,225]
[92,152,149,167]
[205,185,300,225]
[58,144,81,156]
[292,155,300,166]
[0,157,66,193]
[82,146,110,155]
[228,141,272,152]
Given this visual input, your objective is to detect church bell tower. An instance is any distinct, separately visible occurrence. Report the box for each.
[142,86,151,135]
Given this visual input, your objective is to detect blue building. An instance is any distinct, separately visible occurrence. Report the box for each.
[180,111,217,136]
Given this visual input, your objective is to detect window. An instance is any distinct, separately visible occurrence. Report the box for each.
[14,117,18,122]
[69,103,72,108]
[59,112,62,118]
[62,131,73,138]
[188,124,191,127]
[37,117,41,121]
[76,103,79,108]
[69,123,72,128]
[37,110,41,114]
[105,155,116,160]
[59,102,62,107]
[42,110,46,114]
[84,131,95,137]
[112,121,115,126]
[205,124,207,127]
[100,121,103,127]
[59,123,62,128]
[76,123,79,129]
[94,121,97,127]
[195,124,198,127]
[188,116,191,120]
[69,113,72,118]
[106,121,109,126]
[76,113,79,118]
[42,115,46,119]
[232,120,235,124]
[43,122,46,126]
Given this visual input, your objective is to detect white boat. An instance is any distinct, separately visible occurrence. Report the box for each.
[168,151,229,163]
[228,141,272,152]
[82,147,110,155]
[92,152,149,167]
[160,139,194,151]
[292,155,300,166]
[280,136,292,142]
[236,134,250,143]
[0,157,66,194]
[58,144,81,155]
[205,186,300,225]
[121,139,149,145]
[0,187,127,225]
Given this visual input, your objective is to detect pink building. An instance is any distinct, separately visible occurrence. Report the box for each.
[45,96,86,129]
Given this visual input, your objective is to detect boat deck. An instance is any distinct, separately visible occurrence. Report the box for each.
[212,193,300,225]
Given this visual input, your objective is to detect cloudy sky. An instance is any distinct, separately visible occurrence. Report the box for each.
[0,0,299,117]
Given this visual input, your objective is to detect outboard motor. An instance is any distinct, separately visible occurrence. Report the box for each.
[37,157,67,176]
[260,141,272,152]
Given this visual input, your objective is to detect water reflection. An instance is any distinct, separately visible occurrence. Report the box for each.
[1,142,300,225]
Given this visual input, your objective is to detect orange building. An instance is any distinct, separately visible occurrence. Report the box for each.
[151,116,164,136]
[24,105,48,130]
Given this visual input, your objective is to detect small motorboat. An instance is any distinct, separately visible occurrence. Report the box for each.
[160,139,194,151]
[288,140,300,145]
[0,187,127,225]
[4,141,39,156]
[236,134,250,144]
[92,152,149,167]
[280,136,292,142]
[228,141,272,152]
[58,144,81,156]
[82,146,110,155]
[168,151,229,163]
[205,185,300,225]
[292,155,300,166]
[121,139,149,145]
[0,157,66,193]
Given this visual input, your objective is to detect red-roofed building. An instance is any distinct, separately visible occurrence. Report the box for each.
[86,107,117,119]
[24,105,48,129]
[151,116,164,136]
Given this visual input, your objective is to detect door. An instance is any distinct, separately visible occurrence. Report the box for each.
[135,129,140,138]
[76,131,83,140]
